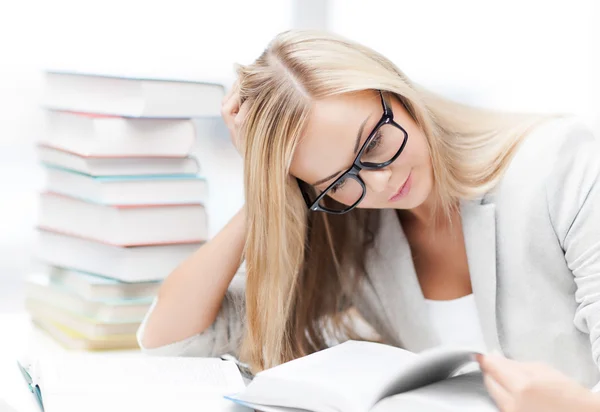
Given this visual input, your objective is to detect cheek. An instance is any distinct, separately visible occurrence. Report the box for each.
[402,130,431,168]
[405,133,434,186]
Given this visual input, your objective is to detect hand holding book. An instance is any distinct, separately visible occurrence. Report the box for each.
[478,354,600,412]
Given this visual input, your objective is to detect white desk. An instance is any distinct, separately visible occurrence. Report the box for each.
[0,313,140,412]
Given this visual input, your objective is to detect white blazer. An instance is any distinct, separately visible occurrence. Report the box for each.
[355,116,600,388]
[138,116,600,388]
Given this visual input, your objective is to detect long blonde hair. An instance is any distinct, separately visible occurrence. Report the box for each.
[237,29,558,372]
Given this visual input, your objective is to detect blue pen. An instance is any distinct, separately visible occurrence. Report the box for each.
[17,361,44,411]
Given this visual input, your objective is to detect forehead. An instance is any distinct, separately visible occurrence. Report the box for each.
[290,91,380,185]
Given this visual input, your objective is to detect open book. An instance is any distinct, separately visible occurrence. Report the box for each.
[226,340,498,412]
[17,355,249,412]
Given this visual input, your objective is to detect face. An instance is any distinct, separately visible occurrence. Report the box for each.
[290,90,434,212]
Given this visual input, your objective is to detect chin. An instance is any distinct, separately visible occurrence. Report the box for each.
[391,174,432,210]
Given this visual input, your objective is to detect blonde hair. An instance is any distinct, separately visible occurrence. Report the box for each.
[237,29,559,372]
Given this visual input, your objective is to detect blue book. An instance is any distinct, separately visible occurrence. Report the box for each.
[17,361,43,411]
[43,165,207,205]
[45,267,160,301]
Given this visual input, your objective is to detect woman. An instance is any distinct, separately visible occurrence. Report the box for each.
[137,30,600,409]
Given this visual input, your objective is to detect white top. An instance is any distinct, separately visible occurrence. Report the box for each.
[425,294,487,352]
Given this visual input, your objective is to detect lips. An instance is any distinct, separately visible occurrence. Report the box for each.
[388,172,412,202]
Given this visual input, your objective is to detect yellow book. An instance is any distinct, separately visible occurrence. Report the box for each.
[32,317,139,351]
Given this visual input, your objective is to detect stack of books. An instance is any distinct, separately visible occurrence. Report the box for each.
[27,71,225,350]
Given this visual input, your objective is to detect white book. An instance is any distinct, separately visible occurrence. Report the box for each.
[227,340,497,412]
[46,266,160,301]
[25,272,153,323]
[42,110,196,157]
[18,355,247,412]
[43,71,225,118]
[38,192,207,246]
[38,145,200,176]
[36,230,199,282]
[44,166,207,205]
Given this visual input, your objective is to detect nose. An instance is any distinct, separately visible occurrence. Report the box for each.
[360,168,392,194]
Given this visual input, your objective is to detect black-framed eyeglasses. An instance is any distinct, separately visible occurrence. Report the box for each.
[297,90,408,215]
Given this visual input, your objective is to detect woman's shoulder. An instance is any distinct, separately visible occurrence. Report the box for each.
[518,115,596,161]
[500,116,598,187]
[489,115,600,213]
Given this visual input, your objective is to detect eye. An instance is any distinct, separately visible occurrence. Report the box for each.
[365,129,383,154]
[329,177,347,194]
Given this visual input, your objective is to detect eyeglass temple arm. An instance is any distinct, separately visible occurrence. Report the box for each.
[379,90,392,117]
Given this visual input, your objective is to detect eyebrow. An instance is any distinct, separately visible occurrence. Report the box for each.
[311,115,371,186]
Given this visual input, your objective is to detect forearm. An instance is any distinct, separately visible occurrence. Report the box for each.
[140,207,246,348]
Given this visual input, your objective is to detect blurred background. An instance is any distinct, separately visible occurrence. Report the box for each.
[1,0,598,314]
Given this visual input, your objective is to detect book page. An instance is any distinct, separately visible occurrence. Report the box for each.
[376,346,480,400]
[40,355,243,393]
[231,341,482,412]
[233,341,419,412]
[38,355,248,412]
[0,399,18,412]
[370,372,498,412]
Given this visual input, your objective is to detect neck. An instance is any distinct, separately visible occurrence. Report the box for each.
[399,193,455,230]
